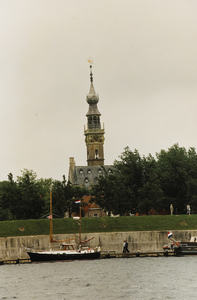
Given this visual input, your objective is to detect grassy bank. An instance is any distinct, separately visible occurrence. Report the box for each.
[0,215,197,237]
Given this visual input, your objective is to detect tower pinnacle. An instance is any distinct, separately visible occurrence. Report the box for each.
[87,58,93,83]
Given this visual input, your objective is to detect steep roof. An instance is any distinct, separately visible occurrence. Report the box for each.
[72,165,114,188]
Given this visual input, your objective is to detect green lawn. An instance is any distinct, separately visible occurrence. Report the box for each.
[0,215,197,237]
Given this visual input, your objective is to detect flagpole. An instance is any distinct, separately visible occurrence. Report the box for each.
[50,185,53,250]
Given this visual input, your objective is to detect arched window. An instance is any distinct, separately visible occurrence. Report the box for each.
[95,149,98,159]
[84,177,89,183]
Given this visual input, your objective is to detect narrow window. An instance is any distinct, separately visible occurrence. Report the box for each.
[88,117,92,124]
[93,116,97,124]
[95,149,98,159]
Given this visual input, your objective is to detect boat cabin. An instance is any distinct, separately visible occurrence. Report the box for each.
[190,237,197,242]
[60,244,76,251]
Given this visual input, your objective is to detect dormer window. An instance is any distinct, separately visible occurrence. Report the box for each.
[79,169,83,175]
[88,169,91,174]
[84,177,89,183]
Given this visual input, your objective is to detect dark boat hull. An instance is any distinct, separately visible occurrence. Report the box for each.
[27,251,100,262]
[174,242,197,255]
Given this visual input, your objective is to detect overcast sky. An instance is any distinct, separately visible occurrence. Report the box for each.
[1,0,197,182]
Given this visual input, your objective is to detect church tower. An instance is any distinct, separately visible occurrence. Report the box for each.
[84,63,105,166]
[68,61,112,187]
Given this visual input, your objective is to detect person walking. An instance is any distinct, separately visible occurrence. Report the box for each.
[170,204,173,215]
[123,240,129,253]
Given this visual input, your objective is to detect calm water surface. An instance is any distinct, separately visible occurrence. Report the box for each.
[0,256,197,299]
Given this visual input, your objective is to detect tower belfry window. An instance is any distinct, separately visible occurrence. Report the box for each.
[88,117,92,124]
[93,116,97,124]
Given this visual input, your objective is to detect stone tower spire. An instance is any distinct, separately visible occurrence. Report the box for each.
[84,62,105,166]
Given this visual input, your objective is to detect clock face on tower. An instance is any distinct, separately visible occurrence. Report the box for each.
[93,135,99,141]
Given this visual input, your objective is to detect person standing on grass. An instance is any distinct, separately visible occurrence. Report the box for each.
[170,204,173,215]
[187,204,191,215]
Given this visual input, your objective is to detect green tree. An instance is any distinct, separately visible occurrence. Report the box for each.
[91,168,128,216]
[114,147,148,214]
[16,169,45,219]
[37,177,53,216]
[62,176,75,218]
[48,176,90,219]
[138,155,163,214]
[51,180,66,218]
[0,173,21,220]
[186,147,197,213]
[156,144,189,214]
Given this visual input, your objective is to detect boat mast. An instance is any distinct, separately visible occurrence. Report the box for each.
[79,203,81,247]
[49,185,53,250]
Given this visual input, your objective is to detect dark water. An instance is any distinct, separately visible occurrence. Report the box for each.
[0,256,197,299]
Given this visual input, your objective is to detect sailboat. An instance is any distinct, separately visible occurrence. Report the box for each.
[27,187,101,262]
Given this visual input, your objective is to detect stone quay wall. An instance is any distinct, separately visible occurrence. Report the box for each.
[1,230,197,260]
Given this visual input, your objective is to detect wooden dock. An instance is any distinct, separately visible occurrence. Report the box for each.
[100,250,174,259]
[0,258,31,265]
[0,250,174,265]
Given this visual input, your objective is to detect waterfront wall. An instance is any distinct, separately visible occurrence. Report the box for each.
[1,230,197,260]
